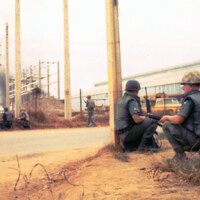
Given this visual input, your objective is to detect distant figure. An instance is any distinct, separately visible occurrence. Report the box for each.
[160,71,200,161]
[17,108,31,129]
[85,95,96,127]
[0,107,13,130]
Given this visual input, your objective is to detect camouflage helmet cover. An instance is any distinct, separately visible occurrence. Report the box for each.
[181,70,200,85]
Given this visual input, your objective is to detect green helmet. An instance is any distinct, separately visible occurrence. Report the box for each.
[125,80,141,91]
[87,95,91,99]
[181,70,200,85]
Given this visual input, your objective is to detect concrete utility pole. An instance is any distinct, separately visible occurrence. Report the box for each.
[5,23,10,108]
[105,0,122,146]
[63,0,72,118]
[57,61,60,100]
[15,0,21,117]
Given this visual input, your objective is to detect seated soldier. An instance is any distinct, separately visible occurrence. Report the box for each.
[17,108,31,129]
[115,80,158,152]
[0,107,13,130]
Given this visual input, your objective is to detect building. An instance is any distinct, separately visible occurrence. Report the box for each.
[71,60,200,111]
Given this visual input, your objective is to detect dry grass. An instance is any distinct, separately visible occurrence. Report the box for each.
[153,153,200,185]
[25,109,109,129]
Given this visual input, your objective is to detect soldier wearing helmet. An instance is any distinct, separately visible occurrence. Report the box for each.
[0,107,13,130]
[17,107,31,129]
[160,70,200,161]
[115,80,158,152]
[85,95,96,127]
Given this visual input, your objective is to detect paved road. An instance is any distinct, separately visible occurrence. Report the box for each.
[0,127,110,156]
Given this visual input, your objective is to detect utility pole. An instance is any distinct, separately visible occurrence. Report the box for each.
[105,0,122,146]
[57,61,60,100]
[80,89,82,112]
[5,23,10,108]
[38,60,41,89]
[47,65,49,97]
[63,0,72,118]
[30,65,33,100]
[15,0,21,117]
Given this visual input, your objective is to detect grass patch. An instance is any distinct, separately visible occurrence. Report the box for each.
[153,154,200,185]
[107,144,130,162]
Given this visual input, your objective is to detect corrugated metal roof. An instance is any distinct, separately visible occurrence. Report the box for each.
[95,60,200,88]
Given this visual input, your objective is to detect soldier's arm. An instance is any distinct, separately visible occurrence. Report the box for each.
[132,114,146,124]
[160,115,185,124]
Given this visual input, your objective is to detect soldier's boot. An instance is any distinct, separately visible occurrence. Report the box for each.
[167,152,187,162]
[123,142,132,153]
[138,138,159,152]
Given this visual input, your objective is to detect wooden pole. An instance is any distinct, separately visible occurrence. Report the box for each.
[39,60,41,89]
[47,65,49,97]
[57,61,60,100]
[5,23,10,108]
[63,0,72,118]
[105,0,122,146]
[15,0,21,117]
[30,65,33,100]
[80,89,82,112]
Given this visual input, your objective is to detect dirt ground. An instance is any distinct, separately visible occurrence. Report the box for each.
[1,98,199,199]
[0,138,200,200]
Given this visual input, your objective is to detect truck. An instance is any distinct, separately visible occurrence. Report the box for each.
[141,93,182,115]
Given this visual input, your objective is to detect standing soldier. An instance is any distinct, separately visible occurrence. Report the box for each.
[160,70,200,161]
[85,95,97,127]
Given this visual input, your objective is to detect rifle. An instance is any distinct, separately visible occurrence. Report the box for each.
[145,87,162,124]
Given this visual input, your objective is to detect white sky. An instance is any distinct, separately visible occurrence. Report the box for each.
[0,0,200,98]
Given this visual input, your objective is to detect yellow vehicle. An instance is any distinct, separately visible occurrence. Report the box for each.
[141,97,181,115]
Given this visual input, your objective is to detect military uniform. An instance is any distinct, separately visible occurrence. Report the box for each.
[86,97,96,127]
[162,70,200,159]
[17,110,31,129]
[163,90,200,152]
[115,91,157,150]
[0,108,13,129]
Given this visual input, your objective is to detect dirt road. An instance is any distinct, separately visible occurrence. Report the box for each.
[1,127,200,200]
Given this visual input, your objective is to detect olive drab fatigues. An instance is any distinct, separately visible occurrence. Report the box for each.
[17,111,31,129]
[115,92,157,149]
[163,90,200,152]
[86,99,96,127]
[0,111,13,129]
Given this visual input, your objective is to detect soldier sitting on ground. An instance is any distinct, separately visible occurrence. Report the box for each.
[115,80,159,152]
[0,107,13,130]
[160,70,200,161]
[17,108,31,129]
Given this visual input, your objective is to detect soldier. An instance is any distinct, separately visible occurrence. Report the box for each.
[115,80,158,152]
[0,107,13,130]
[160,70,200,161]
[85,95,97,127]
[17,108,31,129]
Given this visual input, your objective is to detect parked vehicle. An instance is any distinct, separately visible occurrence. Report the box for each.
[141,93,181,115]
